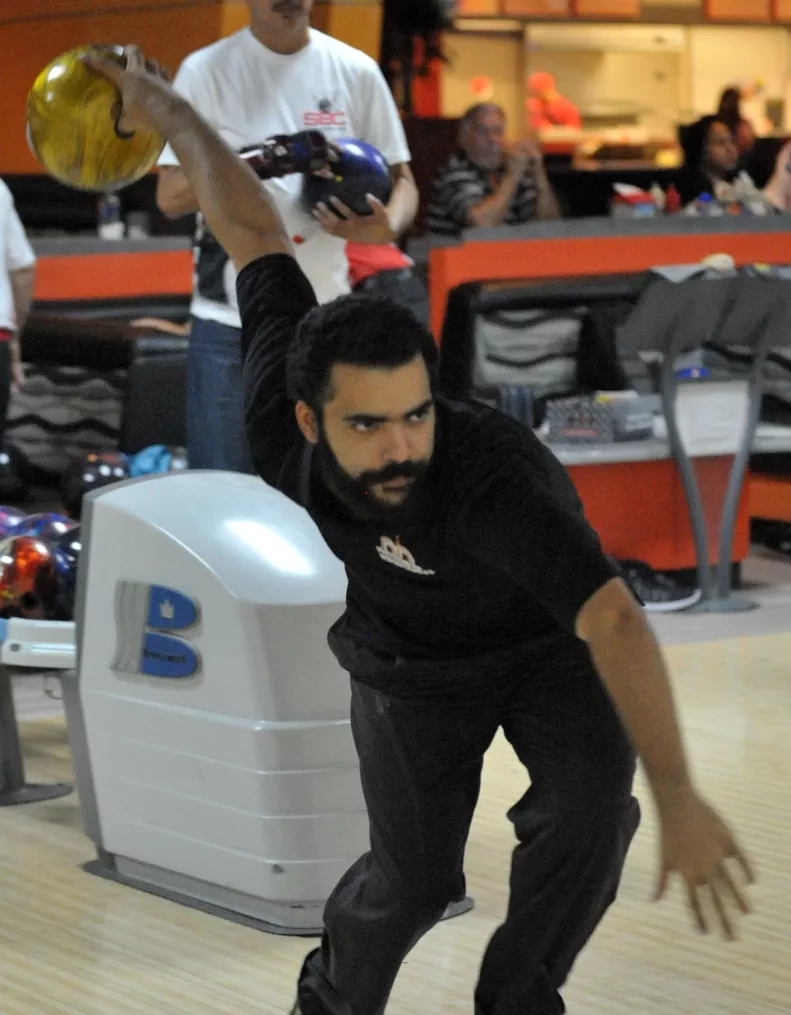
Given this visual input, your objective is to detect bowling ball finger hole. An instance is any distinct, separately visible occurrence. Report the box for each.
[110,98,135,140]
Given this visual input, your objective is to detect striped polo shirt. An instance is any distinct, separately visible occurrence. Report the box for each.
[426,150,539,237]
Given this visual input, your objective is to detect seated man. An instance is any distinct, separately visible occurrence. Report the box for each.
[426,103,559,237]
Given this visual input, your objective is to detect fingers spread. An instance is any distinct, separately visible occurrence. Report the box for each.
[685,882,708,934]
[719,861,751,915]
[653,867,669,902]
[731,844,756,885]
[708,882,735,941]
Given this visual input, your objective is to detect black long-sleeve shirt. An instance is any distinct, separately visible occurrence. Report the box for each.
[237,253,618,700]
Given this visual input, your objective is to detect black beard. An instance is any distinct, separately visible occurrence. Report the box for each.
[313,433,430,523]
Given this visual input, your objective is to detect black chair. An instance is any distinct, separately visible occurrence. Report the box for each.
[16,310,189,472]
[438,273,645,416]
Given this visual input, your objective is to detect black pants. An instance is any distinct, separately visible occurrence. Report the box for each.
[296,641,641,1015]
[353,268,430,329]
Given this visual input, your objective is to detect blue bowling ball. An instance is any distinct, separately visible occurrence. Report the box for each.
[9,511,77,542]
[301,138,392,218]
[0,505,26,538]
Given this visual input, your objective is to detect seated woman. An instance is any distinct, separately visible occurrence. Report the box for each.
[674,115,783,212]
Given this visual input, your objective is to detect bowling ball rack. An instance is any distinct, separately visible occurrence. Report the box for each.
[0,618,75,806]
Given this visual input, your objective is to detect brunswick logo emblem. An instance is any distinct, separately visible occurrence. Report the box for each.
[111,581,201,679]
[376,536,435,576]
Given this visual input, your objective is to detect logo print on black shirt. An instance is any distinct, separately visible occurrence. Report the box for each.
[376,536,435,576]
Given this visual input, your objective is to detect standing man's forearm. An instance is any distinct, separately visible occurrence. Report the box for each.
[467,171,522,229]
[385,164,419,239]
[10,265,35,336]
[577,579,693,803]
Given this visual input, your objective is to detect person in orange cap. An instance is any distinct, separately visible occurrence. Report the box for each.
[527,72,581,130]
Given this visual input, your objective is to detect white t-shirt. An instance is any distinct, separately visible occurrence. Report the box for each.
[158,27,411,326]
[0,179,36,332]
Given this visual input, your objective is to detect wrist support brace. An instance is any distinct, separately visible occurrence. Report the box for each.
[238,131,331,179]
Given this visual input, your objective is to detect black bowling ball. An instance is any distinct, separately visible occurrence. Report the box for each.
[61,451,129,517]
[0,442,30,502]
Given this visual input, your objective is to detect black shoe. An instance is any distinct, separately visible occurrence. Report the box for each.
[619,559,702,613]
[752,520,791,558]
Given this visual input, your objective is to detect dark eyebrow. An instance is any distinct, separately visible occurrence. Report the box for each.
[343,398,435,426]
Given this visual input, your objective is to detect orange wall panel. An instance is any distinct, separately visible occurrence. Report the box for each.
[311,0,382,60]
[705,0,771,18]
[456,0,501,12]
[503,0,569,14]
[571,0,639,15]
[0,3,223,174]
[775,0,791,18]
[220,0,251,36]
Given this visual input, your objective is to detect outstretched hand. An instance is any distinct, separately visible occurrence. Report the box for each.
[654,785,754,940]
[81,44,175,136]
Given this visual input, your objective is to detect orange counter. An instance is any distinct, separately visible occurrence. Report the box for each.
[567,456,749,572]
[428,218,791,571]
[31,237,193,304]
[428,216,791,338]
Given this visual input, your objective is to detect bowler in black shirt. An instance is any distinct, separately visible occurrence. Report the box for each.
[92,46,754,1015]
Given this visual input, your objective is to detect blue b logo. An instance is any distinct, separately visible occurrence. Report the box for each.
[111,581,201,679]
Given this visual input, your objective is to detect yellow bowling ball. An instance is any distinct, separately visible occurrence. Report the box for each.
[26,44,165,193]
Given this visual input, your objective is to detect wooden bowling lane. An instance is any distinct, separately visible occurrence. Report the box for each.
[3,631,791,1015]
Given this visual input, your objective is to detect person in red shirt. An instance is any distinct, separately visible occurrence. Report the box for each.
[345,242,429,327]
[527,72,581,131]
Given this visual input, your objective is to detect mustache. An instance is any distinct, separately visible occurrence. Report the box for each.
[357,460,427,487]
[273,0,303,10]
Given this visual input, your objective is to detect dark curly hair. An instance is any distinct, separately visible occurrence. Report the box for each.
[287,293,439,411]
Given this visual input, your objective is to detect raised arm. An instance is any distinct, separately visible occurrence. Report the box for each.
[84,47,318,495]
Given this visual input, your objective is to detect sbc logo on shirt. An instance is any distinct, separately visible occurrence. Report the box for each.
[304,94,348,130]
[111,581,201,679]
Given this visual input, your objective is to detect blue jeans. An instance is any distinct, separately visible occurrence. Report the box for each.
[186,317,255,473]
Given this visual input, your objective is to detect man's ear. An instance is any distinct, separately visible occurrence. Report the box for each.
[295,401,319,444]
